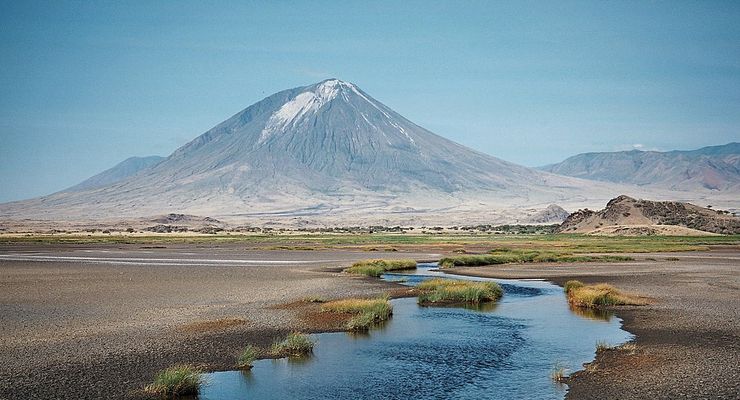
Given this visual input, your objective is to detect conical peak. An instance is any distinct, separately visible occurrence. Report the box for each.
[311,78,358,101]
[257,79,353,144]
[316,78,353,87]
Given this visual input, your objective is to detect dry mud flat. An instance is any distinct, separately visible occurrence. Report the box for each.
[2,243,739,399]
[0,243,438,400]
[452,248,740,400]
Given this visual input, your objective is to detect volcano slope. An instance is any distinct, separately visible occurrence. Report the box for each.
[0,79,658,226]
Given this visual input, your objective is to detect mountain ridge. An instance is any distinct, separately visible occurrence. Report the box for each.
[539,143,740,192]
[64,156,165,193]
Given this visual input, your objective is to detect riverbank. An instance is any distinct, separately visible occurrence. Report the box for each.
[0,243,436,399]
[449,247,740,400]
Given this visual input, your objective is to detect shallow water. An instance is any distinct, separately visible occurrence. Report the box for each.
[199,264,632,399]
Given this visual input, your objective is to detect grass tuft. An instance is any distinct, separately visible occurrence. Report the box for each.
[565,280,647,308]
[550,366,567,383]
[417,278,503,305]
[439,248,633,268]
[596,340,613,351]
[344,259,417,277]
[270,332,314,357]
[322,297,393,331]
[237,345,258,369]
[144,364,203,397]
[563,280,585,294]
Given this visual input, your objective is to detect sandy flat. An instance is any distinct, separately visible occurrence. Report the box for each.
[1,243,738,399]
[0,243,438,399]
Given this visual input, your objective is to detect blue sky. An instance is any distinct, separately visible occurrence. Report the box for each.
[1,1,739,202]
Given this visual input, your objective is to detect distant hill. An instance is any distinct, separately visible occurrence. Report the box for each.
[557,195,740,235]
[539,143,740,192]
[522,204,570,224]
[64,156,164,192]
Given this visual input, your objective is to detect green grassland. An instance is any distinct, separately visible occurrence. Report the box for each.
[439,249,634,268]
[3,232,738,253]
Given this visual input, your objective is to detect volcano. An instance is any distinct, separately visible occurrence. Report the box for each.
[0,79,652,225]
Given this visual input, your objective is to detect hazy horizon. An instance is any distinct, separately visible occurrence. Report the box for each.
[2,1,739,202]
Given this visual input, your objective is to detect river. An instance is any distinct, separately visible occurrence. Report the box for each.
[199,264,632,399]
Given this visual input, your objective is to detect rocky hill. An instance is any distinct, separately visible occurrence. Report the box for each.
[558,195,740,235]
[522,204,570,224]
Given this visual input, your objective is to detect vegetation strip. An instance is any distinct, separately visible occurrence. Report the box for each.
[439,248,633,268]
[321,297,393,331]
[564,280,647,308]
[417,278,503,305]
[344,259,417,277]
[5,233,738,252]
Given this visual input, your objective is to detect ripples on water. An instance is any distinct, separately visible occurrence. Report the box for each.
[200,264,632,399]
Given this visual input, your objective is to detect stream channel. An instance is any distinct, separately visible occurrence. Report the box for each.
[199,263,632,399]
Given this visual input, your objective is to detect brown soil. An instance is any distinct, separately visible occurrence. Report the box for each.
[450,247,740,400]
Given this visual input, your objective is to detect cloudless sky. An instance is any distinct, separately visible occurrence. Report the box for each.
[1,0,739,202]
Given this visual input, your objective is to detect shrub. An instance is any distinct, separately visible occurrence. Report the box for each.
[596,340,613,351]
[322,297,392,331]
[563,280,585,294]
[550,366,567,383]
[270,332,314,357]
[344,259,417,277]
[237,345,257,369]
[144,365,202,397]
[417,278,503,305]
[566,281,646,308]
[346,312,381,331]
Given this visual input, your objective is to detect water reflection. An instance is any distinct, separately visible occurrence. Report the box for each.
[568,304,614,322]
[284,354,313,366]
[344,318,391,337]
[417,300,499,313]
